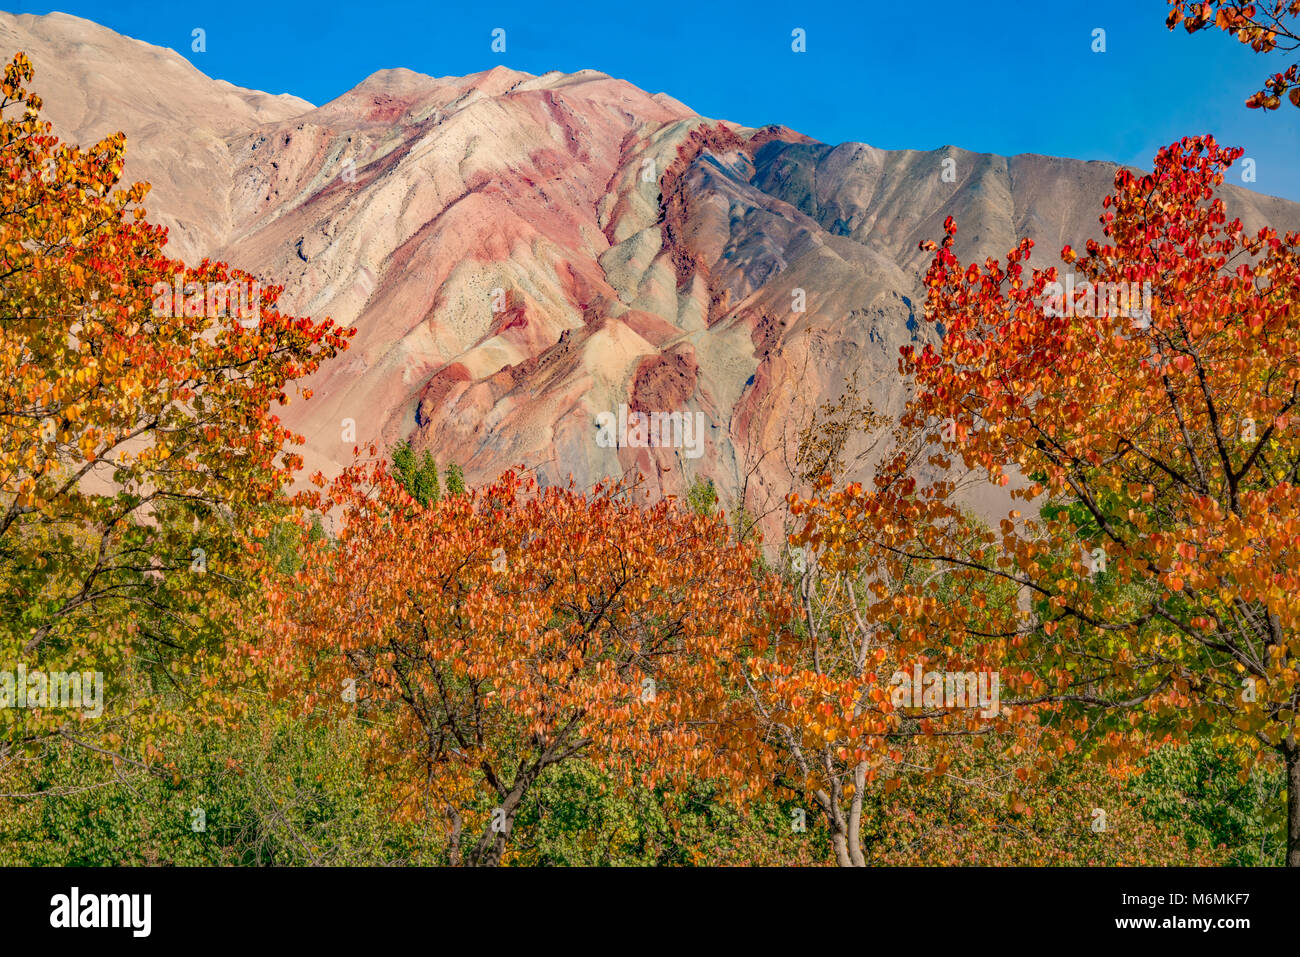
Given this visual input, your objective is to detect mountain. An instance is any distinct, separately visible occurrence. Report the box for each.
[0,11,311,262]
[7,10,1300,533]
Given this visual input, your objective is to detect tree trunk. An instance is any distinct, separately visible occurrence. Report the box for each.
[467,800,519,866]
[822,780,866,867]
[445,805,463,867]
[465,765,542,866]
[846,763,867,867]
[830,829,853,867]
[816,787,854,866]
[1285,739,1300,867]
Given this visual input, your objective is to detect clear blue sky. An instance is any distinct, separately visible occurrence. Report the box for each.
[11,0,1300,200]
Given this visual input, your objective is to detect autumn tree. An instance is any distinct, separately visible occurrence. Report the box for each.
[0,52,352,776]
[748,507,1033,864]
[267,459,786,866]
[740,378,1081,867]
[795,135,1300,863]
[758,474,1039,862]
[1168,1,1300,111]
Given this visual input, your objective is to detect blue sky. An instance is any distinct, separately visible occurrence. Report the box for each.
[11,0,1300,200]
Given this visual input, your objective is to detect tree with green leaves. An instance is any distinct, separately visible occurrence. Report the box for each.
[391,441,440,506]
[444,462,466,497]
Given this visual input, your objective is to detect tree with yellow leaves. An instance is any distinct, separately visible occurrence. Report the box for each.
[0,53,351,776]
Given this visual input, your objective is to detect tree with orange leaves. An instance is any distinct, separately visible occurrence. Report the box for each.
[739,383,1030,866]
[0,52,352,773]
[1167,1,1300,111]
[267,460,786,866]
[791,134,1300,864]
[746,521,1028,866]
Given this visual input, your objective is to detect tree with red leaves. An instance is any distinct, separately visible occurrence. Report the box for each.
[791,135,1300,865]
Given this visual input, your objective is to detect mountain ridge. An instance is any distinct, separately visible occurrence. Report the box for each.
[7,10,1300,539]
